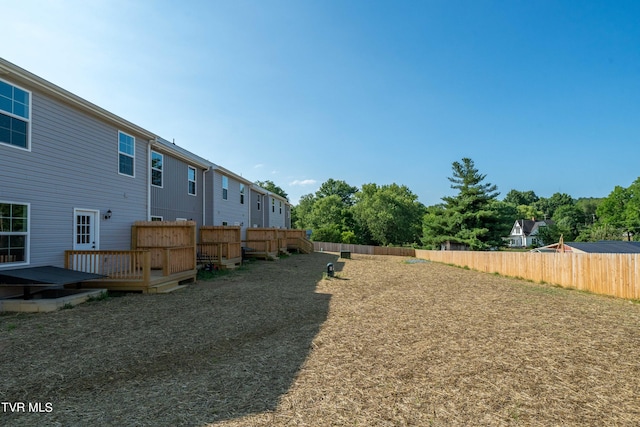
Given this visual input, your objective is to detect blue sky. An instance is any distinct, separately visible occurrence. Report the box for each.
[4,0,639,206]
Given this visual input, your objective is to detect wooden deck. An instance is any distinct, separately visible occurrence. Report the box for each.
[65,249,196,293]
[242,239,279,260]
[75,269,197,293]
[197,242,242,270]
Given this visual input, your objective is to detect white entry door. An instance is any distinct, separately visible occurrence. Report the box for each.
[73,209,99,250]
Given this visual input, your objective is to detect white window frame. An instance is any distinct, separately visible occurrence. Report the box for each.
[0,79,31,152]
[240,183,245,204]
[279,201,282,214]
[257,196,261,211]
[151,215,163,221]
[0,201,30,267]
[272,198,275,213]
[188,166,197,196]
[118,131,135,177]
[222,175,228,200]
[151,151,163,188]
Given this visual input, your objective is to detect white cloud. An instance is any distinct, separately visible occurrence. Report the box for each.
[254,163,264,169]
[290,179,317,186]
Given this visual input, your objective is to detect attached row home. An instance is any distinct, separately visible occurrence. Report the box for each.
[0,58,291,271]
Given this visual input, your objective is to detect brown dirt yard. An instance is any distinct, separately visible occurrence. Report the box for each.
[1,252,639,426]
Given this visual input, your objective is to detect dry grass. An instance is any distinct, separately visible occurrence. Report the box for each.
[1,252,639,426]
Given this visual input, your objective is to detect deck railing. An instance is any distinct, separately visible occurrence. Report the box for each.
[161,246,196,276]
[243,239,278,254]
[65,250,151,283]
[197,242,242,260]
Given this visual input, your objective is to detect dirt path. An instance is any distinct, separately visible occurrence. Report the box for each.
[1,253,639,426]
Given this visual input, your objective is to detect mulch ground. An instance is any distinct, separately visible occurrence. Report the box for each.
[0,252,639,426]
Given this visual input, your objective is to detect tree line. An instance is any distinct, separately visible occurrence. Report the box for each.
[265,158,637,250]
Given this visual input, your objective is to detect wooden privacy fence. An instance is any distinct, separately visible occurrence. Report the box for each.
[198,226,242,268]
[415,250,640,300]
[314,242,416,257]
[244,228,282,259]
[131,221,196,271]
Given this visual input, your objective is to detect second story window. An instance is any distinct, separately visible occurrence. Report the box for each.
[272,199,275,213]
[222,175,228,200]
[0,79,30,150]
[118,131,135,177]
[151,151,163,187]
[188,166,196,195]
[279,201,282,214]
[240,184,245,204]
[257,196,261,211]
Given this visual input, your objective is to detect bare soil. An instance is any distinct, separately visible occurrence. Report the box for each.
[1,252,639,426]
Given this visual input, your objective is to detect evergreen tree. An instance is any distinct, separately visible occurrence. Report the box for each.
[422,158,506,250]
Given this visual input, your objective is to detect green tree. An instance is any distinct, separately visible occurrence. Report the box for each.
[292,193,316,230]
[534,193,574,220]
[352,183,424,246]
[504,189,539,206]
[536,223,565,246]
[596,179,640,240]
[551,204,586,241]
[292,179,359,243]
[255,180,288,200]
[307,195,349,242]
[421,158,506,250]
[315,179,358,206]
[504,189,542,222]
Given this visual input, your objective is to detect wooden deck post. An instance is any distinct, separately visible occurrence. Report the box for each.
[143,251,151,286]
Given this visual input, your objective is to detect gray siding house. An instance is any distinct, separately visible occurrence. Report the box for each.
[0,58,155,270]
[266,192,288,229]
[150,137,210,229]
[207,164,253,239]
[250,184,289,229]
[0,58,295,273]
[249,186,267,228]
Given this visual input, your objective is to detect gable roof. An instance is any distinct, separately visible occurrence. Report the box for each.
[210,163,254,185]
[512,219,554,236]
[152,137,211,169]
[251,183,289,204]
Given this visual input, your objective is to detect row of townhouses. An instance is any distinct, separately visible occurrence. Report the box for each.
[0,58,291,270]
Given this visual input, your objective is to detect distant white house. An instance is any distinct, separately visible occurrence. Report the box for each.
[506,219,554,248]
